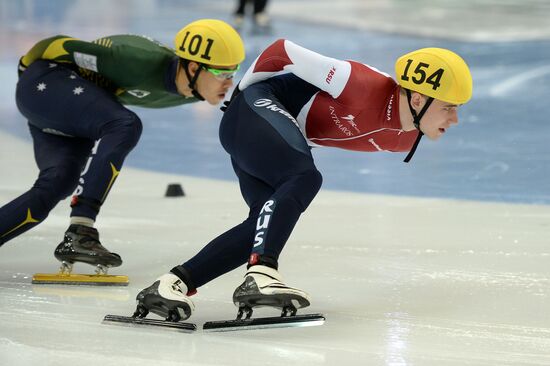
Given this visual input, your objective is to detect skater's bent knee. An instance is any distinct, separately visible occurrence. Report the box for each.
[296,169,323,198]
[280,169,323,211]
[103,112,143,148]
[117,113,143,147]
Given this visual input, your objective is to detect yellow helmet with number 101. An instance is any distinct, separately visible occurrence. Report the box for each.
[174,19,245,67]
[395,48,473,105]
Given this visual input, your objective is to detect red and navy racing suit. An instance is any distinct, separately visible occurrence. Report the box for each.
[174,39,418,291]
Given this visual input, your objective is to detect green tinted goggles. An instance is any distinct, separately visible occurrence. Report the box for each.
[203,64,240,80]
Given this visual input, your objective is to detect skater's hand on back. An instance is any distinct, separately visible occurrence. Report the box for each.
[220,83,241,112]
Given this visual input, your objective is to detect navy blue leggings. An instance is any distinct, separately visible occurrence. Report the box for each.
[0,61,142,245]
[178,83,322,289]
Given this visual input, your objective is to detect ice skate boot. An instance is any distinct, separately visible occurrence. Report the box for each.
[33,225,127,285]
[233,265,310,318]
[135,273,195,322]
[54,224,122,275]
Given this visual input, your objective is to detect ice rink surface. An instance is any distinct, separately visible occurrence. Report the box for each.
[0,1,549,365]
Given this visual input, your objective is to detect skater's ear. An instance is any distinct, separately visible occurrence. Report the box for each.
[185,61,201,77]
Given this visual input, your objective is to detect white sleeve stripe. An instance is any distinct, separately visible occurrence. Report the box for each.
[284,40,351,99]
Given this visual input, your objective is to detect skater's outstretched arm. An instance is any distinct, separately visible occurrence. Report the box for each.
[238,39,352,98]
[20,35,114,69]
[18,35,170,89]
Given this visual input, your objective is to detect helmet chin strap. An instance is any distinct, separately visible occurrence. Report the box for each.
[403,89,434,163]
[181,59,205,101]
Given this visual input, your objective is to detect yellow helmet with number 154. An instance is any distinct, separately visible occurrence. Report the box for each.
[395,48,472,105]
[174,19,245,67]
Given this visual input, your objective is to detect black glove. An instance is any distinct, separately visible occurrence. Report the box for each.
[220,100,231,112]
[18,57,27,77]
[220,83,241,112]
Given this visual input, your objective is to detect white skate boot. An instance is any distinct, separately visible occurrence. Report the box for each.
[233,265,310,318]
[135,273,195,322]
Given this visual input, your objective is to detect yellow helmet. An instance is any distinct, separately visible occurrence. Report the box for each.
[174,19,245,67]
[395,47,472,105]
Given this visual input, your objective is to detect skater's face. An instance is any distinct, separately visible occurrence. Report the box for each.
[419,98,459,140]
[197,63,238,105]
[410,93,460,140]
[179,61,236,105]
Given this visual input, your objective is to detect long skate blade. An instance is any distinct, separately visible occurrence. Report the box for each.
[203,313,325,332]
[103,314,197,332]
[32,273,129,286]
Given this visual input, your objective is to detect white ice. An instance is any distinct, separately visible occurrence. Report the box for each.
[1,129,550,365]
